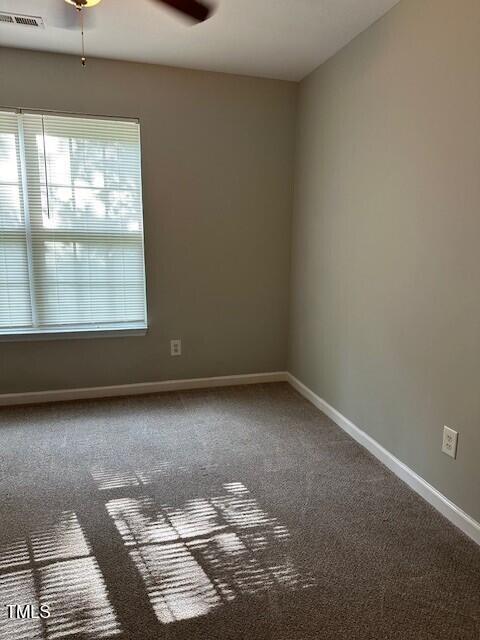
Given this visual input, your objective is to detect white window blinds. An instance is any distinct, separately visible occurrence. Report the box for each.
[0,110,147,336]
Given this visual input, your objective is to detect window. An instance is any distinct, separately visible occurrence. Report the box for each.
[0,109,147,338]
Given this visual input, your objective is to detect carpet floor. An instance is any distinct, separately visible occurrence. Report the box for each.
[0,382,478,640]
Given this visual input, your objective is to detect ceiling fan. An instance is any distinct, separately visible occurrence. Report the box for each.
[65,0,212,23]
[64,0,213,66]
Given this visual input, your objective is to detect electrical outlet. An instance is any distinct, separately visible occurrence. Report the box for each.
[170,339,182,357]
[442,426,458,459]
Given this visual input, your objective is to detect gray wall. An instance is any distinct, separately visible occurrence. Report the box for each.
[0,47,297,394]
[290,0,480,522]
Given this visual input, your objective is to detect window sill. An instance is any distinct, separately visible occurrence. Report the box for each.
[0,326,148,342]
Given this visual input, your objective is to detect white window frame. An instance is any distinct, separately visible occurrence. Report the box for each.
[0,107,148,342]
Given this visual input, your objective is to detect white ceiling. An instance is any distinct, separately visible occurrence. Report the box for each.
[0,0,400,81]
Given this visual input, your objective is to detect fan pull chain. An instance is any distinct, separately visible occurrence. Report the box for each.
[78,7,86,67]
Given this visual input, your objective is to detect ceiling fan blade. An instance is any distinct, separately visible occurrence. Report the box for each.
[154,0,212,23]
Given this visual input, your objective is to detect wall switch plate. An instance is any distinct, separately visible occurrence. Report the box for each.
[442,426,458,459]
[170,339,182,357]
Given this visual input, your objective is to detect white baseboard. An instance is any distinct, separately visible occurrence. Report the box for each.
[0,371,288,407]
[287,373,480,547]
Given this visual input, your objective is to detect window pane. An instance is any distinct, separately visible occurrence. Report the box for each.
[0,111,32,329]
[0,239,32,328]
[18,112,147,332]
[0,184,23,230]
[33,239,145,326]
[0,129,20,183]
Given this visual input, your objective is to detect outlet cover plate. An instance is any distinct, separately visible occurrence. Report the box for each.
[170,339,182,357]
[442,426,458,459]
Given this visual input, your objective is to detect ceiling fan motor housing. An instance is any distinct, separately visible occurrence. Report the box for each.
[64,0,103,9]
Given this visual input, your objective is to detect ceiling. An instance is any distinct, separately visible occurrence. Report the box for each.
[0,0,400,81]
